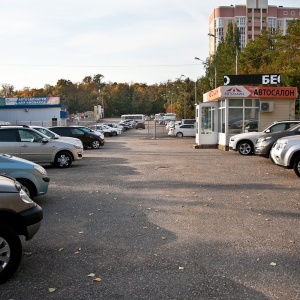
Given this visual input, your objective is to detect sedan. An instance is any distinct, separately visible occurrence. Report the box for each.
[168,124,195,138]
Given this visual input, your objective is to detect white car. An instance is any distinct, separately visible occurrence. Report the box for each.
[270,135,300,178]
[229,120,300,156]
[168,124,195,138]
[89,124,117,137]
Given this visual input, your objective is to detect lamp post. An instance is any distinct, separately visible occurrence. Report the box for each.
[180,75,187,119]
[194,57,206,104]
[98,75,104,118]
[208,33,238,78]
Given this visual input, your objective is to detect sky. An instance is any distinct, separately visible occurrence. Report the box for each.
[0,0,299,90]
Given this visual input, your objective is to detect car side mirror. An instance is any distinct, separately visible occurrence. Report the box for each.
[265,129,271,133]
[42,138,48,143]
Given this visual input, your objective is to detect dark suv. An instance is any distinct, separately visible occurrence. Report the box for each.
[255,123,300,158]
[49,126,104,149]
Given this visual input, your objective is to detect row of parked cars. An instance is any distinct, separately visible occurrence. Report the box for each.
[0,121,137,283]
[229,120,300,178]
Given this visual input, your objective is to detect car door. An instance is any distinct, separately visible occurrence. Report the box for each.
[18,129,53,163]
[0,129,21,157]
[69,128,88,145]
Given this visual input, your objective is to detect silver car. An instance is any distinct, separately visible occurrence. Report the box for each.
[0,125,83,168]
[270,135,300,178]
[0,175,43,283]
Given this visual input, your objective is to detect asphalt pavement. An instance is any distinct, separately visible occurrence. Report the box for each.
[1,121,299,300]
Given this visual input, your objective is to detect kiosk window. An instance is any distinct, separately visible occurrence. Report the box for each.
[229,99,243,107]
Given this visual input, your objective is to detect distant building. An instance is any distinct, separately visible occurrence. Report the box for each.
[209,0,300,55]
[0,97,68,126]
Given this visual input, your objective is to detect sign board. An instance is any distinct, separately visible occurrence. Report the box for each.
[204,86,298,102]
[224,74,281,85]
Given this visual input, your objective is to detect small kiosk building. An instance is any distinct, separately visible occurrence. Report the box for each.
[195,84,298,150]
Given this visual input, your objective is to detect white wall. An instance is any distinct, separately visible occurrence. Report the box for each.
[0,107,63,126]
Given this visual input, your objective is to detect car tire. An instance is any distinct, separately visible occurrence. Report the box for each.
[17,180,35,199]
[237,141,253,155]
[91,140,100,149]
[112,131,117,136]
[176,132,183,138]
[54,151,72,168]
[293,155,300,178]
[0,223,23,284]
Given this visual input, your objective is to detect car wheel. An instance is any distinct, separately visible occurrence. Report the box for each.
[176,132,183,138]
[17,180,35,199]
[104,132,110,137]
[0,223,23,284]
[112,131,117,136]
[55,151,72,168]
[237,141,253,155]
[293,155,300,178]
[91,140,100,149]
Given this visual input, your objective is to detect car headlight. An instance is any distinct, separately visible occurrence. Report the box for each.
[34,165,47,175]
[257,136,272,143]
[19,188,35,203]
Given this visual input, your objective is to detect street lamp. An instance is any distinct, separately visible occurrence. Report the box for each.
[194,57,206,104]
[208,33,238,76]
[180,75,187,119]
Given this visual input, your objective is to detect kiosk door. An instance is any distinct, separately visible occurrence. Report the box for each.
[196,102,218,146]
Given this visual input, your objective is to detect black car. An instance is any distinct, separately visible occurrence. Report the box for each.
[49,126,104,149]
[255,123,300,158]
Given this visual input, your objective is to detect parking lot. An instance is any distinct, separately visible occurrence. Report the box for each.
[1,121,299,300]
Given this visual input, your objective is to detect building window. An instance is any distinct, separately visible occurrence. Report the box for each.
[277,20,282,27]
[236,17,245,26]
[268,18,276,28]
[216,18,224,27]
[291,11,295,16]
[284,11,288,15]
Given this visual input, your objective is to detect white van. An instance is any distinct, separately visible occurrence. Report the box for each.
[161,113,176,123]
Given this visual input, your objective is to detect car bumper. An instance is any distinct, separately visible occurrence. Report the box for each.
[254,147,269,158]
[19,204,43,240]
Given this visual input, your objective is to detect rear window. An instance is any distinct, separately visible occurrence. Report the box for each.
[0,129,18,142]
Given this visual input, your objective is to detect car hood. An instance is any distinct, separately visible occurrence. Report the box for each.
[259,130,295,140]
[231,131,264,139]
[0,153,37,167]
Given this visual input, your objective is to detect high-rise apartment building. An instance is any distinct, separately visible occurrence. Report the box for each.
[209,0,300,55]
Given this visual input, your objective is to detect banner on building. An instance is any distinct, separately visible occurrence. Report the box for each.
[4,97,60,106]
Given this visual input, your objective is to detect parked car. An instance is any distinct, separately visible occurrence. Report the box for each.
[49,126,104,149]
[229,120,300,155]
[270,135,300,178]
[135,122,145,129]
[0,154,49,199]
[69,126,105,145]
[88,124,116,137]
[104,123,125,132]
[168,124,195,138]
[244,120,258,132]
[101,124,121,135]
[0,175,43,283]
[255,123,300,158]
[29,125,83,148]
[0,125,83,168]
